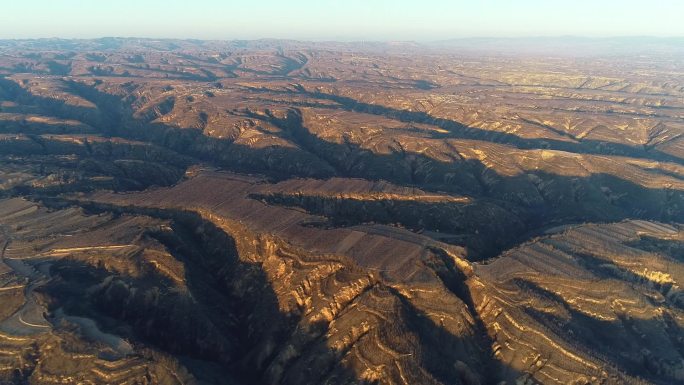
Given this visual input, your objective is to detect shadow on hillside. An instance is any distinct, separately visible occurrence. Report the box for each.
[37,205,353,384]
[250,109,682,259]
[256,84,683,166]
[4,74,681,384]
[1,75,681,261]
[514,278,683,384]
[36,202,526,385]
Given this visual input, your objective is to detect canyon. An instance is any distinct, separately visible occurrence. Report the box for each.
[0,38,682,384]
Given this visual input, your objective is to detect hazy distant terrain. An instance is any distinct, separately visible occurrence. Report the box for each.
[0,38,682,385]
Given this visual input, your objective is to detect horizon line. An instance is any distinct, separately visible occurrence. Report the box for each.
[1,35,684,44]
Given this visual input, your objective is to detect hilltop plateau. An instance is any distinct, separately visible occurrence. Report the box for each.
[0,38,682,385]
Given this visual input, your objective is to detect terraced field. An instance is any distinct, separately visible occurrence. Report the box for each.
[0,38,681,384]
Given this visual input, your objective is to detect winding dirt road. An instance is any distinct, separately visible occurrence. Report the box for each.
[0,227,52,336]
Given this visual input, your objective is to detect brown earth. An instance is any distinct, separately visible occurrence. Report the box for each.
[0,38,682,385]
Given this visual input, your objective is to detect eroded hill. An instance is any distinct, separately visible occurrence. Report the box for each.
[0,38,682,385]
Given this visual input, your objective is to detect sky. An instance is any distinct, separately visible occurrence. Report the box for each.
[1,0,683,41]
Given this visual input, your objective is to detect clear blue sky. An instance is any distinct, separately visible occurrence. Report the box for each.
[1,0,683,41]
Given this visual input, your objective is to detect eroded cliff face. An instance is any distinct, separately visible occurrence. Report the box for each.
[0,39,682,385]
[0,196,491,385]
[470,221,684,384]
